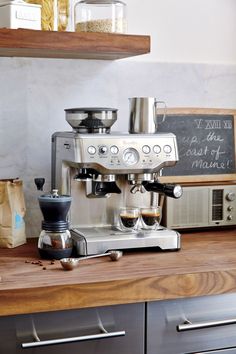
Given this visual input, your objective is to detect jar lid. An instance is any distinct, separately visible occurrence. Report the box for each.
[39,189,72,203]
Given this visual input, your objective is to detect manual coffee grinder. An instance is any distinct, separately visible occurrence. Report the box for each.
[37,188,73,259]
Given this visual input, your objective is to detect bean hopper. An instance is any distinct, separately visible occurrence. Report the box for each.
[51,106,182,255]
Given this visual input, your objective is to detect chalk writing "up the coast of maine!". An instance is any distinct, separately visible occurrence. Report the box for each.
[181,118,232,171]
[158,114,235,177]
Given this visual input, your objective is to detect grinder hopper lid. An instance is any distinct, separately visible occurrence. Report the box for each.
[65,107,118,132]
[38,190,72,231]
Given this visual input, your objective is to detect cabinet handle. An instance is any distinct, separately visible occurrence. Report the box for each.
[177,318,236,332]
[22,330,126,348]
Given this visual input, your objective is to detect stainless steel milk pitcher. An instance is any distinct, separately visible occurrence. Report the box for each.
[129,97,166,134]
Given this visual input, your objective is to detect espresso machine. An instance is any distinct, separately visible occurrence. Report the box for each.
[51,103,182,255]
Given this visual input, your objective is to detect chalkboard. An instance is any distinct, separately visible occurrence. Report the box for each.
[157,108,236,183]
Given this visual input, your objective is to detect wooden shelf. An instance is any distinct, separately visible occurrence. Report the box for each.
[0,28,150,60]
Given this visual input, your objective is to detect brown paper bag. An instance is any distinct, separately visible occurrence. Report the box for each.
[0,179,26,248]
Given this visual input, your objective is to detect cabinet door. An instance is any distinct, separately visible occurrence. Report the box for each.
[190,348,236,353]
[0,303,144,354]
[146,293,236,354]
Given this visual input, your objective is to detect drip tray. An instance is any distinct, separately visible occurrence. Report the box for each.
[71,227,181,255]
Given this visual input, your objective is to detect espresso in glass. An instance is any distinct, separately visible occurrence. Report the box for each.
[119,207,140,231]
[120,214,139,228]
[141,207,161,229]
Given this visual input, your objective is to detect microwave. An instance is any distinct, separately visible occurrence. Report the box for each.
[162,184,236,229]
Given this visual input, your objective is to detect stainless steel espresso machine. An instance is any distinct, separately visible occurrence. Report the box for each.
[52,104,182,255]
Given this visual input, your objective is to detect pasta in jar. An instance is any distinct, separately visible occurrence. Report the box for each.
[58,0,70,31]
[26,0,70,31]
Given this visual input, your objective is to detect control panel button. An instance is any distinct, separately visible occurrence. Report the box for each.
[99,145,108,155]
[153,145,161,154]
[110,145,119,155]
[163,145,172,154]
[142,145,151,154]
[87,146,96,155]
[228,206,234,211]
[227,215,233,221]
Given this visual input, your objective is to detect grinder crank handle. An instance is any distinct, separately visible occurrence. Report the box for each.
[34,178,45,191]
[143,182,183,199]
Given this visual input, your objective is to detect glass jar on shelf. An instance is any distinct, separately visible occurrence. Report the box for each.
[74,0,127,34]
[58,0,71,31]
[26,0,72,31]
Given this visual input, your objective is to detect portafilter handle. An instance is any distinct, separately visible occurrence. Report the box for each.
[143,182,183,199]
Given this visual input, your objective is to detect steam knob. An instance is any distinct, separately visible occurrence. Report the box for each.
[99,145,108,155]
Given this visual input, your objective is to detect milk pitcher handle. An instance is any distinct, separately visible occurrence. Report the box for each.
[154,100,167,125]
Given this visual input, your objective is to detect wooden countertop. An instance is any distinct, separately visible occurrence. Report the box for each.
[0,229,236,317]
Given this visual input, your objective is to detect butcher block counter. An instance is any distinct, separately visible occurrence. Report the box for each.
[0,229,236,317]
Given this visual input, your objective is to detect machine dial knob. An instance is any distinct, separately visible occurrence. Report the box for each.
[99,145,108,155]
[88,146,96,155]
[227,215,233,221]
[110,145,119,155]
[226,192,236,202]
[228,206,234,211]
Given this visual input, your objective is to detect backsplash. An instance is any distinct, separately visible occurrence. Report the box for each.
[0,57,235,237]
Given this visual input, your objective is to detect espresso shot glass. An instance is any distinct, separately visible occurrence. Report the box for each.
[119,207,140,232]
[140,206,162,230]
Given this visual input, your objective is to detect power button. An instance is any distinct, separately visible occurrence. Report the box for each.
[163,145,172,154]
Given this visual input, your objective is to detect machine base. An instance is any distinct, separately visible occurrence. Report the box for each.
[71,227,181,256]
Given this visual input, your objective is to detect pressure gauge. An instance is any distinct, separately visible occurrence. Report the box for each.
[123,148,139,166]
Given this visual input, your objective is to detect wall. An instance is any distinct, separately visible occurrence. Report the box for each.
[0,0,235,238]
[125,0,236,64]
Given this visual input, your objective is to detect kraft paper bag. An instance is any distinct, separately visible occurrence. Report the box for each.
[0,179,26,248]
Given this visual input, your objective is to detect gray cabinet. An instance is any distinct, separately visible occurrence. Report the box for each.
[3,293,236,354]
[147,293,236,354]
[0,303,145,354]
